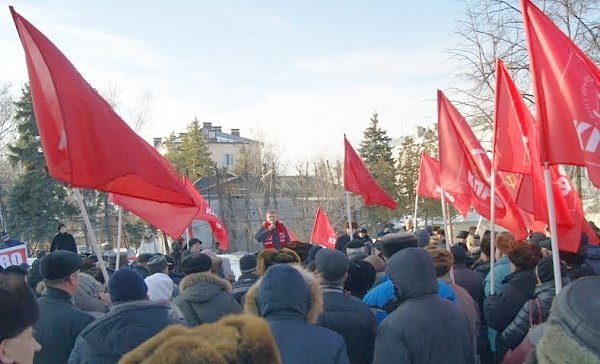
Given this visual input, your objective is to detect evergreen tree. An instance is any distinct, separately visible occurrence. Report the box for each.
[396,136,420,215]
[416,128,445,225]
[357,112,398,225]
[6,85,76,246]
[164,118,214,182]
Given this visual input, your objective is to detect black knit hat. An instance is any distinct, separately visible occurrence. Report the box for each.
[108,268,148,303]
[182,253,212,275]
[536,256,567,282]
[40,250,82,280]
[0,276,39,341]
[239,254,258,274]
[380,232,418,258]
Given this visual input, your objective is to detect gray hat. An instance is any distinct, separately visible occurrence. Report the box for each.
[40,251,82,280]
[315,249,349,282]
[147,255,169,274]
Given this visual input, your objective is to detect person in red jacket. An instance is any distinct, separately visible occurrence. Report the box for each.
[255,211,290,250]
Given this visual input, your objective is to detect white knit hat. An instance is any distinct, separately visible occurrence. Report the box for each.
[144,273,174,304]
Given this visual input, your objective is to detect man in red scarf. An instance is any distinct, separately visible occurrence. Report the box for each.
[255,210,290,249]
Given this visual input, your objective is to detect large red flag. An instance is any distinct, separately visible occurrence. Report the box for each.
[521,0,600,188]
[343,136,397,209]
[493,60,598,251]
[110,178,229,251]
[438,90,528,239]
[310,207,337,249]
[416,152,471,216]
[10,7,193,206]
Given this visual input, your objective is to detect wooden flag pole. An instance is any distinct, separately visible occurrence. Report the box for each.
[543,163,563,293]
[74,189,110,284]
[114,207,123,271]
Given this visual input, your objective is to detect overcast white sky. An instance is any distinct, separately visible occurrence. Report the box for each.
[1,0,467,167]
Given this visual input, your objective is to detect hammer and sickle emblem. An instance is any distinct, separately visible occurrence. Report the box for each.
[504,174,516,190]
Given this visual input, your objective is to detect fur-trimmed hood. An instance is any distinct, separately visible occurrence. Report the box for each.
[244,264,323,324]
[178,272,232,303]
[119,314,282,364]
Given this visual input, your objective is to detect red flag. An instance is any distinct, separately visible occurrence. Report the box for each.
[110,178,229,251]
[310,207,337,249]
[10,7,193,206]
[521,0,600,188]
[416,152,471,216]
[438,90,528,239]
[343,136,397,209]
[493,59,597,251]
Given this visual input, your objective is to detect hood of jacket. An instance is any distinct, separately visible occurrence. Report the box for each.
[385,248,438,300]
[179,272,232,303]
[79,300,171,355]
[244,264,323,323]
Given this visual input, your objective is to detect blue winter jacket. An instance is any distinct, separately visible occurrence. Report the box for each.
[363,274,456,325]
[484,255,512,296]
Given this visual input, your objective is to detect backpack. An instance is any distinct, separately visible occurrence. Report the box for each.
[502,298,542,364]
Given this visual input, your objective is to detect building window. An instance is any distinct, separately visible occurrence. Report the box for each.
[222,153,234,166]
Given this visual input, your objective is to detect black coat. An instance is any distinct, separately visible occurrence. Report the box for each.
[484,269,537,333]
[374,249,475,364]
[453,264,485,311]
[496,280,557,357]
[34,287,95,364]
[232,272,259,304]
[335,233,360,252]
[174,272,241,325]
[68,301,177,363]
[317,286,377,364]
[51,233,77,253]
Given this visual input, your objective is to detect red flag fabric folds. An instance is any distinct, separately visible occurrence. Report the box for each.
[110,178,229,251]
[521,0,600,188]
[343,136,397,209]
[438,90,528,240]
[416,152,471,216]
[310,207,337,249]
[493,59,598,251]
[10,7,193,206]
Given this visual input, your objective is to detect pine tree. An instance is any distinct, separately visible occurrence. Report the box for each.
[6,85,76,246]
[357,112,398,225]
[164,118,215,181]
[396,136,420,215]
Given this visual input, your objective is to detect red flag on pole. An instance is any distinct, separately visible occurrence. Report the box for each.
[110,178,229,251]
[10,7,193,206]
[310,207,337,249]
[493,60,598,251]
[416,152,471,216]
[343,136,397,209]
[521,0,600,188]
[438,90,528,240]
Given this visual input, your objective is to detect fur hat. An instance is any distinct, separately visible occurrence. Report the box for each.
[363,255,385,273]
[344,260,376,299]
[424,246,454,277]
[534,277,600,363]
[380,232,418,258]
[119,314,282,364]
[285,241,311,262]
[256,248,301,276]
[244,264,323,324]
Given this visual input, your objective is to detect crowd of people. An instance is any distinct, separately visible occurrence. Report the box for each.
[1,214,600,364]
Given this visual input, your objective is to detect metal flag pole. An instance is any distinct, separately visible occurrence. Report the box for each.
[74,189,110,284]
[114,207,123,271]
[489,172,497,295]
[440,189,455,284]
[543,163,563,293]
[413,194,419,230]
[346,191,353,237]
